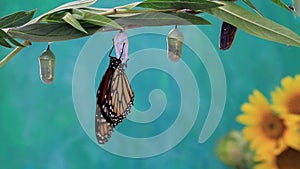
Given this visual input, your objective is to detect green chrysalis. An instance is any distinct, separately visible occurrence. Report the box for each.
[38,45,55,84]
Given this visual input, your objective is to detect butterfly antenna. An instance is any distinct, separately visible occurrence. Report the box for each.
[108,39,115,57]
[120,43,126,59]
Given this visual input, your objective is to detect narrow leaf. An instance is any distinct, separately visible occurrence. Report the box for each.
[0,10,36,28]
[138,0,221,10]
[205,1,300,47]
[79,7,110,13]
[117,12,211,27]
[271,0,291,11]
[107,13,141,18]
[242,0,263,16]
[55,0,97,11]
[115,2,142,9]
[8,22,100,42]
[7,11,210,42]
[62,12,88,34]
[40,11,68,23]
[0,29,24,47]
[29,0,96,24]
[76,10,123,30]
[294,0,300,16]
[0,37,12,48]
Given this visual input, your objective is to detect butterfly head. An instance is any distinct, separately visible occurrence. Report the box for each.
[109,57,121,69]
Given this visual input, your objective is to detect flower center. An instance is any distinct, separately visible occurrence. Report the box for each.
[287,92,300,115]
[261,113,285,139]
[276,147,300,169]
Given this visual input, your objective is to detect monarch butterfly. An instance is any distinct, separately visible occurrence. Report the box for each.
[95,43,134,144]
[219,22,237,50]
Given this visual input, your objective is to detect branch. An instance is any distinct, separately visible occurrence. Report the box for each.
[0,0,299,67]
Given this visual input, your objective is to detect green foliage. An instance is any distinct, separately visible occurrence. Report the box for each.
[0,29,24,47]
[137,0,221,10]
[242,0,263,16]
[0,0,300,67]
[271,0,292,12]
[0,10,36,28]
[0,10,35,48]
[0,37,13,48]
[29,0,97,24]
[62,12,88,34]
[8,23,99,42]
[72,9,123,29]
[116,12,211,26]
[205,1,300,47]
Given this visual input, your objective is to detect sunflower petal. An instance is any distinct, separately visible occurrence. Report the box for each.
[281,76,293,90]
[236,114,260,125]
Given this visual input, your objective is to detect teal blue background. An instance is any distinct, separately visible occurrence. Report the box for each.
[1,0,300,168]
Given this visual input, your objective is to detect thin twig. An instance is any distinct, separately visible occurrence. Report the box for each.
[0,41,31,67]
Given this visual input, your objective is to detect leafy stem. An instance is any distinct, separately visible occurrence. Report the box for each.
[0,0,299,67]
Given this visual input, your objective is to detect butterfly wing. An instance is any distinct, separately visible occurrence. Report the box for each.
[95,106,114,144]
[109,63,134,126]
[95,57,134,144]
[95,57,120,144]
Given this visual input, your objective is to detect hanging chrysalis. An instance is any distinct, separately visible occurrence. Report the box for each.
[38,44,56,84]
[219,22,237,50]
[114,30,129,63]
[167,25,184,62]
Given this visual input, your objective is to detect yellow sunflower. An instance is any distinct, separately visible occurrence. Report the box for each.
[253,152,278,169]
[253,147,300,169]
[272,75,300,117]
[271,75,300,151]
[237,90,289,155]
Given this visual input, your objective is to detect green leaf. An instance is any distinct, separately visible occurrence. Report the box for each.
[62,12,88,34]
[0,29,24,47]
[29,0,97,24]
[294,0,300,16]
[115,2,142,9]
[117,12,211,27]
[7,12,210,42]
[0,37,13,48]
[55,0,97,11]
[74,10,123,30]
[205,1,300,47]
[107,13,142,18]
[271,0,291,12]
[79,7,110,13]
[8,22,100,42]
[242,0,263,16]
[0,10,36,28]
[39,11,68,23]
[138,0,221,10]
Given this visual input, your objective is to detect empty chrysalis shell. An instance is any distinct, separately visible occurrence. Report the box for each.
[167,26,184,62]
[38,45,56,84]
[114,31,129,63]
